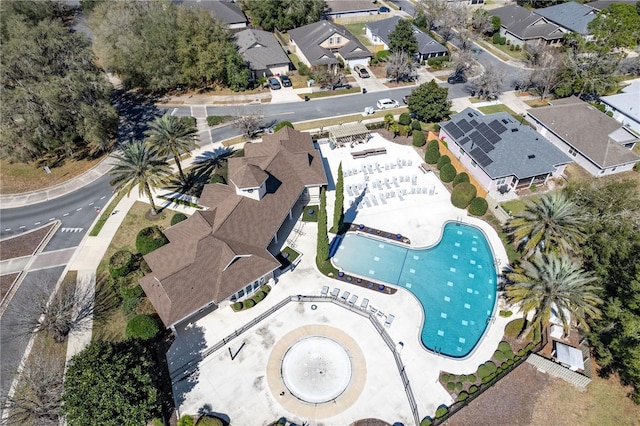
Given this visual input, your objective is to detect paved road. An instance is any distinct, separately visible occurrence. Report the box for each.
[388,0,416,16]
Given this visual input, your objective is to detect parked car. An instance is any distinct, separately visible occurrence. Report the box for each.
[447,73,466,84]
[279,75,292,87]
[376,98,400,109]
[378,6,390,13]
[268,77,281,90]
[403,95,409,104]
[354,65,370,78]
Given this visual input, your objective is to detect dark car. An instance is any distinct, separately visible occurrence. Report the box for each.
[280,75,292,87]
[268,77,281,90]
[403,95,409,104]
[378,6,390,13]
[447,73,466,84]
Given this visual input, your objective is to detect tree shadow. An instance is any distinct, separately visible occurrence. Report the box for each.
[343,187,367,224]
[111,89,163,144]
[197,406,231,426]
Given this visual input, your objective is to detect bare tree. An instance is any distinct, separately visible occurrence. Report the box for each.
[524,41,549,67]
[471,63,506,100]
[471,8,493,35]
[513,69,535,93]
[8,274,117,343]
[414,0,448,31]
[310,64,343,88]
[232,105,264,139]
[457,28,478,52]
[1,349,64,426]
[385,51,416,82]
[531,54,563,100]
[452,49,474,76]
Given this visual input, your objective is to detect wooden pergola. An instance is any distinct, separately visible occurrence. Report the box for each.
[328,122,370,147]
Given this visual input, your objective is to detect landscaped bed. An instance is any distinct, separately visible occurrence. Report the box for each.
[0,222,56,260]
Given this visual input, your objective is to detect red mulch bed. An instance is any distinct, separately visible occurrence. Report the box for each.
[0,272,20,301]
[443,363,555,426]
[374,128,414,146]
[0,222,55,260]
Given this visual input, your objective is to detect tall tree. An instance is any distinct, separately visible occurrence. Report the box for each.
[145,115,198,181]
[505,252,602,337]
[588,4,640,50]
[62,340,161,426]
[0,10,116,162]
[507,192,585,259]
[225,46,251,92]
[331,162,344,234]
[470,63,505,100]
[408,79,451,123]
[242,0,324,32]
[316,187,329,265]
[110,140,172,214]
[388,19,418,56]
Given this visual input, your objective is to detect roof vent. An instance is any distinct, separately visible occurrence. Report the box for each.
[528,154,535,159]
[511,128,518,132]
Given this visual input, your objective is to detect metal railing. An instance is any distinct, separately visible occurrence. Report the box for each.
[169,294,421,424]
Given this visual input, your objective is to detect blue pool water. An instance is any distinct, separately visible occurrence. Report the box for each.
[332,222,497,357]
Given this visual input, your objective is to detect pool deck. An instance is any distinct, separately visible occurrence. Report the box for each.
[167,134,518,425]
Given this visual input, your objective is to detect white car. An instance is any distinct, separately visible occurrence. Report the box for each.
[377,98,400,109]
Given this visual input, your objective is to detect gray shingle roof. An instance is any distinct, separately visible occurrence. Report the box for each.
[535,1,598,34]
[325,0,379,14]
[441,108,571,180]
[488,5,564,42]
[599,82,640,124]
[586,0,637,11]
[527,97,640,168]
[174,0,247,25]
[366,16,447,56]
[288,21,371,66]
[234,29,291,71]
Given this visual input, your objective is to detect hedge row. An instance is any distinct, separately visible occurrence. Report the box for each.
[451,182,477,208]
[232,285,272,311]
[136,226,169,255]
[425,140,440,164]
[109,250,135,278]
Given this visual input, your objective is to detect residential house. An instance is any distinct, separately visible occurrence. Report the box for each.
[527,97,640,176]
[439,108,571,197]
[140,127,328,329]
[488,5,566,47]
[535,1,598,36]
[365,16,448,61]
[324,0,379,20]
[288,21,372,70]
[586,0,637,11]
[599,81,640,134]
[173,0,248,29]
[235,29,292,80]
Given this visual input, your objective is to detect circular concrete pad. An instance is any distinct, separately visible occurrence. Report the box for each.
[282,336,352,403]
[267,324,367,419]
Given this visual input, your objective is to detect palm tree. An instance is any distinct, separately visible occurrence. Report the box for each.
[110,140,172,214]
[507,191,586,259]
[145,115,198,181]
[505,252,602,339]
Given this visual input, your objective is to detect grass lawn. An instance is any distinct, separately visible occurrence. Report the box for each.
[500,199,528,216]
[301,205,319,222]
[1,155,106,194]
[524,98,551,108]
[477,104,522,120]
[343,23,373,48]
[90,191,126,236]
[292,107,409,132]
[300,86,362,100]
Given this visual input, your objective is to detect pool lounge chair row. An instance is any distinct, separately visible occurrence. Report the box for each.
[322,287,394,327]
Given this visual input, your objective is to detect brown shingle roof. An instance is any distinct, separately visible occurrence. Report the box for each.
[528,97,640,168]
[230,163,268,189]
[140,128,327,326]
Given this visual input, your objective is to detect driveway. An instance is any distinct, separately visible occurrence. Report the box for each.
[350,67,388,93]
[269,86,304,104]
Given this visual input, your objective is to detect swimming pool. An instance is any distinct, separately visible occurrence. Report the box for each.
[332,222,497,357]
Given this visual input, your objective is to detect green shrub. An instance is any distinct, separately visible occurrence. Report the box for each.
[435,406,448,419]
[109,250,134,278]
[398,112,412,126]
[518,349,526,357]
[477,364,489,379]
[196,416,224,426]
[459,374,467,382]
[252,291,266,303]
[136,226,169,255]
[426,139,439,151]
[458,391,469,402]
[125,314,159,340]
[498,341,511,352]
[504,350,515,360]
[420,417,433,426]
[177,416,195,426]
[376,50,390,61]
[468,197,488,216]
[515,44,521,51]
[493,33,501,44]
[120,283,143,299]
[441,373,451,382]
[447,381,455,390]
[276,417,287,426]
[482,374,496,384]
[455,381,463,390]
[232,302,243,311]
[413,131,426,147]
[427,55,450,66]
[500,37,507,45]
[152,418,163,426]
[243,299,256,309]
[209,174,226,184]
[469,385,478,394]
[494,350,505,361]
[171,213,188,226]
[273,121,294,132]
[121,295,141,315]
[451,182,477,208]
[440,163,457,183]
[411,120,422,131]
[497,366,504,374]
[468,374,476,383]
[179,116,196,128]
[485,361,497,374]
[206,116,229,127]
[506,359,515,366]
[437,155,451,170]
[260,284,271,294]
[425,146,440,164]
[452,172,469,187]
[499,310,513,317]
[298,62,309,75]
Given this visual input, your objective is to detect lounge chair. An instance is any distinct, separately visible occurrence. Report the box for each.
[331,288,340,298]
[340,291,350,302]
[369,306,377,315]
[385,314,395,327]
[360,298,369,310]
[348,294,357,305]
[321,286,329,297]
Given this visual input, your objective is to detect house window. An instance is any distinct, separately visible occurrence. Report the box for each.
[245,284,253,295]
[471,160,477,168]
[253,281,260,290]
[496,178,506,185]
[330,36,341,45]
[568,147,578,157]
